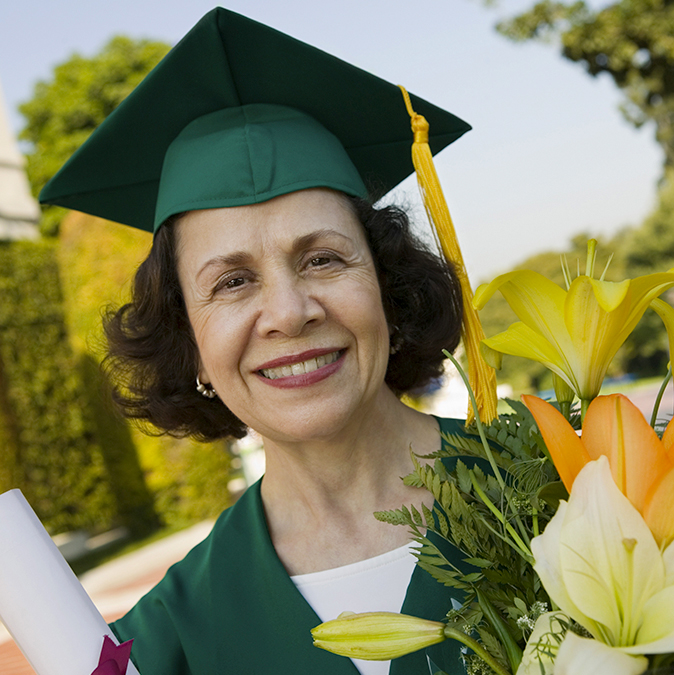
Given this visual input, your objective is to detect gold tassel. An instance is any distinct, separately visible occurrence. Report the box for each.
[399,86,497,424]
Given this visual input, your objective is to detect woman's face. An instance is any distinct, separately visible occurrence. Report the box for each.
[176,189,391,444]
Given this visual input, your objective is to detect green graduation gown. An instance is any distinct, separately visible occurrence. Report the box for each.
[111,418,475,675]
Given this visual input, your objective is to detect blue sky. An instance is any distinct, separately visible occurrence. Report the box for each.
[1,0,663,281]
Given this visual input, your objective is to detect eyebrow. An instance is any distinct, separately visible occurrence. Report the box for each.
[196,251,251,282]
[196,228,353,281]
[291,228,352,251]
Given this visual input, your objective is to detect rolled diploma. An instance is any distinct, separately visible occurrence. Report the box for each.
[0,489,140,675]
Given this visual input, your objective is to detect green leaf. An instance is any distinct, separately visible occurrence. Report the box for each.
[463,557,493,568]
[537,481,569,510]
[476,588,523,674]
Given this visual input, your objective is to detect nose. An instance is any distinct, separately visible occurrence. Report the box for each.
[255,274,325,338]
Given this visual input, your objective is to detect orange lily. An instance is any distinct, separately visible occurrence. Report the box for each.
[522,393,674,548]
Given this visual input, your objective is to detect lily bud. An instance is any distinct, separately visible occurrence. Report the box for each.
[311,611,446,660]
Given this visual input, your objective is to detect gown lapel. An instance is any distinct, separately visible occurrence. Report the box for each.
[224,417,470,675]
[217,481,360,675]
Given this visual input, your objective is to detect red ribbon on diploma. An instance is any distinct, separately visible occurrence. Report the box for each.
[91,635,134,675]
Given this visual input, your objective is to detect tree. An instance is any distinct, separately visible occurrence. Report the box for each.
[19,36,170,235]
[498,0,674,170]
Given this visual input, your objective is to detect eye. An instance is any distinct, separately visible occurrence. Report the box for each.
[304,250,343,270]
[310,256,333,267]
[213,270,253,294]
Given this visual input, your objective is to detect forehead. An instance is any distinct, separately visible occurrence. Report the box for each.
[175,189,366,263]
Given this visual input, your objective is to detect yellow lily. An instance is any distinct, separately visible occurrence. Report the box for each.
[312,611,512,674]
[473,268,674,409]
[523,393,674,548]
[311,611,445,660]
[530,456,674,671]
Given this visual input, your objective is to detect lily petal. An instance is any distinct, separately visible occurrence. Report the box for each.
[564,278,632,398]
[642,464,674,548]
[557,458,664,647]
[516,612,567,675]
[664,540,674,586]
[610,273,674,350]
[481,322,573,387]
[661,414,674,461]
[531,500,598,637]
[554,632,648,675]
[580,395,672,512]
[473,271,575,361]
[522,395,590,491]
[650,298,674,397]
[588,278,630,313]
[625,584,674,653]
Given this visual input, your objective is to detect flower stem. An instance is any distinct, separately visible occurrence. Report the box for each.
[444,350,533,558]
[443,351,505,491]
[443,626,512,675]
[560,401,570,421]
[580,398,591,422]
[470,472,533,562]
[532,508,539,538]
[650,366,672,428]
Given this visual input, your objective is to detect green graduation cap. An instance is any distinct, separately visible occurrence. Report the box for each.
[39,7,471,234]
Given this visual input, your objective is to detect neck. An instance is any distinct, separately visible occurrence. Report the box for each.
[258,390,441,572]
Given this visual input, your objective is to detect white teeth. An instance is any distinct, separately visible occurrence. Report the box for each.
[260,351,341,379]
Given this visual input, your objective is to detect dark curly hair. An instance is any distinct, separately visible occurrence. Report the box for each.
[103,195,463,441]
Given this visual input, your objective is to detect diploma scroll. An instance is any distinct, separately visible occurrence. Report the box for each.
[0,489,140,675]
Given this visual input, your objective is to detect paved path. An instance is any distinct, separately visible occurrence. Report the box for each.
[0,520,214,675]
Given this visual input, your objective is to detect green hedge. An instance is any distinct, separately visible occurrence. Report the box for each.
[0,240,115,533]
[58,212,233,528]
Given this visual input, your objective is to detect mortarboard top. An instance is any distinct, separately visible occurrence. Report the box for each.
[39,7,471,234]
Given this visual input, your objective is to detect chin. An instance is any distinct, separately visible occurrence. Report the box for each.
[245,399,372,445]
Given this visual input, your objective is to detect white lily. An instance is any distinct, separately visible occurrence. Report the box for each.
[517,611,567,675]
[554,632,648,675]
[531,456,674,674]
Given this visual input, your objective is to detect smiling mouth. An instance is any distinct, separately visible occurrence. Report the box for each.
[259,350,344,380]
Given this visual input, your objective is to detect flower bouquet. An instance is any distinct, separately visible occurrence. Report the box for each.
[311,242,674,675]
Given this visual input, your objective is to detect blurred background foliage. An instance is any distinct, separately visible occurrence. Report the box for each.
[497,0,674,171]
[3,0,674,534]
[478,0,674,392]
[0,37,235,537]
[19,36,171,237]
[477,172,674,392]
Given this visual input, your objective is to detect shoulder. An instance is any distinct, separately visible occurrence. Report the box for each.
[111,481,263,623]
[432,415,495,476]
[160,480,264,589]
[433,415,466,436]
[110,482,265,674]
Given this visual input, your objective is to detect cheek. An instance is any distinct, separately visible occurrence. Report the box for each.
[339,278,389,349]
[189,306,251,380]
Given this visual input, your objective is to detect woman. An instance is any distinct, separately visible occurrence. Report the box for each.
[40,7,477,675]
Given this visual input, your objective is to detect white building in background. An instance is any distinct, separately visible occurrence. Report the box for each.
[0,79,39,241]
